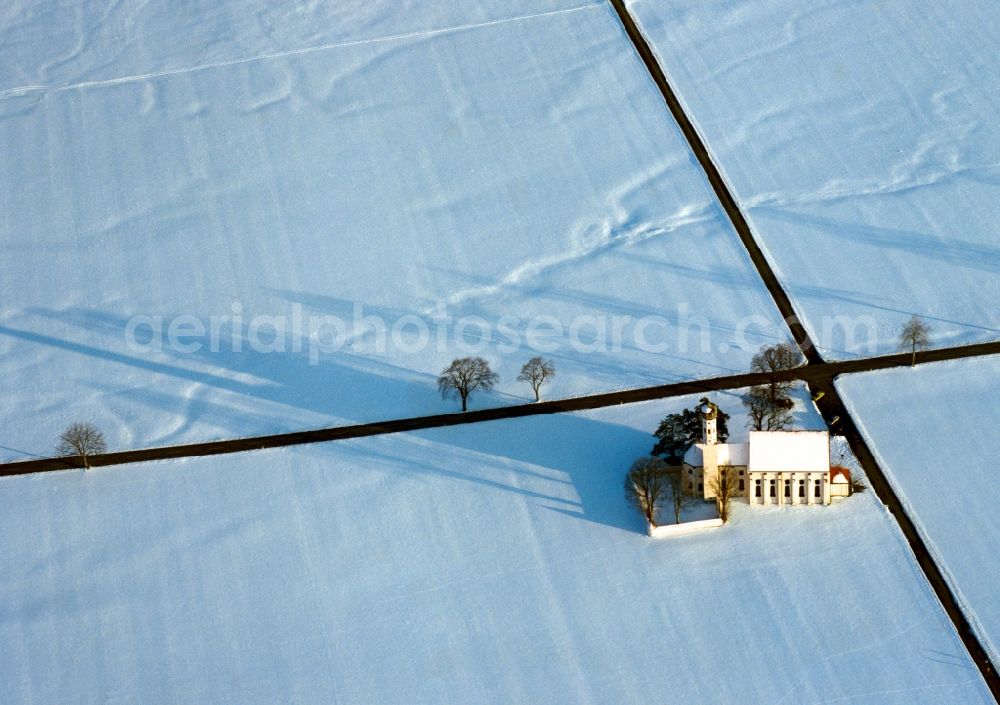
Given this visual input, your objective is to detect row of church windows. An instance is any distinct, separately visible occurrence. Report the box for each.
[687,476,824,498]
[688,470,823,499]
[754,478,822,498]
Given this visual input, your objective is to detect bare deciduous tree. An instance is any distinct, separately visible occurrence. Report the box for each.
[438,357,499,412]
[709,465,741,523]
[666,468,692,525]
[624,456,669,528]
[899,315,931,367]
[56,422,107,469]
[750,343,801,407]
[742,385,794,432]
[751,342,802,375]
[517,356,555,402]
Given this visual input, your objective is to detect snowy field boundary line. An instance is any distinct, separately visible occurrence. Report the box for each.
[1,405,991,703]
[838,379,1000,667]
[812,365,1000,700]
[608,1,1000,697]
[623,0,1000,357]
[0,1,604,102]
[2,341,998,477]
[607,0,820,367]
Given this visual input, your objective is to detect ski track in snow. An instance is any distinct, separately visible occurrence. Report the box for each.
[768,611,963,705]
[0,2,604,102]
[743,162,1000,212]
[1,2,797,455]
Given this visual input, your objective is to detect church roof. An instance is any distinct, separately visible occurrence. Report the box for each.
[748,431,830,474]
[684,442,749,467]
[830,465,852,484]
[718,443,749,466]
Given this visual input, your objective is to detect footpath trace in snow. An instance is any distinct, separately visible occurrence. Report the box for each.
[0,0,792,458]
[2,1,999,702]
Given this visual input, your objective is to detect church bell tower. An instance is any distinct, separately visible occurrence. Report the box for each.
[701,402,718,445]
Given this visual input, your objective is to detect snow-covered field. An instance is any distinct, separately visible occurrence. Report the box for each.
[839,356,1000,664]
[0,0,590,89]
[0,395,990,705]
[628,0,1000,358]
[0,1,794,460]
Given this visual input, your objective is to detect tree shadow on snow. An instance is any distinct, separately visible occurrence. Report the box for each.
[404,412,657,533]
[2,306,491,448]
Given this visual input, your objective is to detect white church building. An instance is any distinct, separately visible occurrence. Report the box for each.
[682,402,851,506]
